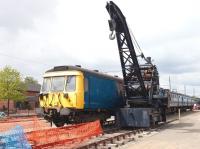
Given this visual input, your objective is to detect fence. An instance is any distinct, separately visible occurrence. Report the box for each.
[0,119,103,149]
[26,120,103,148]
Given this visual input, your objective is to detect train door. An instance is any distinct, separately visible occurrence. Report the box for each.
[84,76,90,108]
[178,95,180,107]
[181,96,183,107]
[186,97,188,107]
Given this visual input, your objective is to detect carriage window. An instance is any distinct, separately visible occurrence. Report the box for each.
[51,76,65,91]
[116,82,122,96]
[66,76,76,92]
[42,78,51,92]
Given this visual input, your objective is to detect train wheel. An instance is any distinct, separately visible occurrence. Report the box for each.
[54,121,65,127]
[53,118,65,127]
[161,108,166,122]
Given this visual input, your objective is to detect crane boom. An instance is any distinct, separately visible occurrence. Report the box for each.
[106,1,160,105]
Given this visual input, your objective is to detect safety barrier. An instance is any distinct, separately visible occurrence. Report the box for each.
[26,120,103,149]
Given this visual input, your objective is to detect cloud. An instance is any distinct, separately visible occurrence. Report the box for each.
[0,0,200,96]
[0,0,57,33]
[135,18,200,75]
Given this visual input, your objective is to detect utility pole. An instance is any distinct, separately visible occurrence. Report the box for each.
[169,76,171,91]
[184,85,186,95]
[193,88,195,97]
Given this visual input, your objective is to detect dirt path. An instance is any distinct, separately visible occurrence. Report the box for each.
[122,111,200,149]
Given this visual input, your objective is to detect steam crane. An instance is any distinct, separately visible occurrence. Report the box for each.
[106,1,166,127]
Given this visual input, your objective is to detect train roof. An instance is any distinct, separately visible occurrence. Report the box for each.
[45,65,123,82]
[170,91,193,98]
[160,88,196,100]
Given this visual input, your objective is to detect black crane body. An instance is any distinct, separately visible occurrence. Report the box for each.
[106,1,167,127]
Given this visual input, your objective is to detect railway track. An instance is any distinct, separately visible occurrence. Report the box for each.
[75,113,186,149]
[25,111,193,149]
[77,129,144,149]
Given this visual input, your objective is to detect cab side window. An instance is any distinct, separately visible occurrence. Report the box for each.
[66,76,76,92]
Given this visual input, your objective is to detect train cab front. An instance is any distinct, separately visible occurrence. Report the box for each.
[37,70,84,127]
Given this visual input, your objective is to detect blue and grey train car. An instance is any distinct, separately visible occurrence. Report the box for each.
[39,65,125,126]
[167,91,195,112]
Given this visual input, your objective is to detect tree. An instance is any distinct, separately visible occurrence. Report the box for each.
[0,66,26,116]
[24,76,38,85]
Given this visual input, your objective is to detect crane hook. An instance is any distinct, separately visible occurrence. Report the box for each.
[109,31,115,40]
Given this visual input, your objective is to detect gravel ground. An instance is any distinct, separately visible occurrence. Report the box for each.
[122,111,200,149]
[0,116,51,132]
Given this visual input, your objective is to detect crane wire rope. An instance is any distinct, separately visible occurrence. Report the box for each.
[128,25,153,65]
[128,24,143,55]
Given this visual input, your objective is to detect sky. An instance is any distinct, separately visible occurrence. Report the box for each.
[0,0,200,96]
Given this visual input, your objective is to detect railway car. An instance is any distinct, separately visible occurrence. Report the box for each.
[167,91,195,112]
[38,65,125,127]
[159,89,195,112]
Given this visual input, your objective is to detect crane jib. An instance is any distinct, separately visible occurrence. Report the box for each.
[106,1,151,103]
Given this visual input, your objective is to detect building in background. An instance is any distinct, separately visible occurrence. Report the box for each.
[0,84,41,112]
[25,83,41,109]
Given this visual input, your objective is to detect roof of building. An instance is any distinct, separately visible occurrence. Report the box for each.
[27,84,41,92]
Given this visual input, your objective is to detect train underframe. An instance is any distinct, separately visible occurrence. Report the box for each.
[38,104,193,128]
[167,106,193,113]
[41,108,112,127]
[40,107,166,128]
